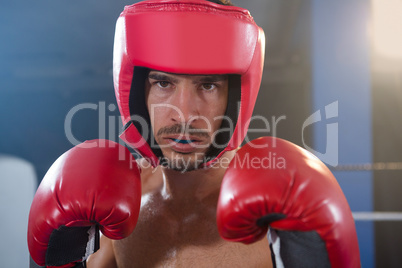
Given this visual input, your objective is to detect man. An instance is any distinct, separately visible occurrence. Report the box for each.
[88,69,272,267]
[87,72,273,267]
[28,0,361,267]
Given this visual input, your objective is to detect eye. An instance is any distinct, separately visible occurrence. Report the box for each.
[201,83,217,91]
[156,81,171,88]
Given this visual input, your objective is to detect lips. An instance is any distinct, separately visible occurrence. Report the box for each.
[163,135,204,153]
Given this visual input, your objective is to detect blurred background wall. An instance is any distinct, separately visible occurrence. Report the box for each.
[0,0,401,267]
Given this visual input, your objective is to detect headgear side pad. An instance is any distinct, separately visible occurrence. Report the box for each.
[128,67,163,161]
[204,74,241,161]
[114,0,265,167]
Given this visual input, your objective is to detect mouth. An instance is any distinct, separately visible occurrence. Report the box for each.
[171,138,198,144]
[163,135,204,153]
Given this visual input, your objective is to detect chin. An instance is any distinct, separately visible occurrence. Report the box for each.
[160,151,206,173]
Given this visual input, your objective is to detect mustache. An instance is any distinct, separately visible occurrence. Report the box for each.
[156,124,210,139]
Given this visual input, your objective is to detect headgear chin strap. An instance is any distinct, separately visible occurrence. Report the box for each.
[113,0,265,167]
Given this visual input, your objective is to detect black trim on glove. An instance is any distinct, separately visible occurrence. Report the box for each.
[45,225,99,267]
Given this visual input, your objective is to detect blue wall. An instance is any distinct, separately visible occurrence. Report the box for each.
[312,0,374,267]
[0,1,132,181]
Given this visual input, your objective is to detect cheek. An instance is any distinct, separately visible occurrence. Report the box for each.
[146,89,174,122]
[216,90,229,116]
[205,94,228,131]
[146,93,163,136]
[147,103,167,136]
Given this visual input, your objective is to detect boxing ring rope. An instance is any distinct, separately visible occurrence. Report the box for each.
[329,162,402,171]
[327,161,402,221]
[353,212,402,221]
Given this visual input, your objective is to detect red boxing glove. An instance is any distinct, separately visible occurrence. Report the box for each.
[217,137,360,268]
[28,140,141,267]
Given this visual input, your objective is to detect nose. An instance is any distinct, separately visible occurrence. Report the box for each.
[169,85,200,124]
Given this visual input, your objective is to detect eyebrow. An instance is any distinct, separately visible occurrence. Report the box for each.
[195,75,228,84]
[148,72,228,84]
[148,73,179,84]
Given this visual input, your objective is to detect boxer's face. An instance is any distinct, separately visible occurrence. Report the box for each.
[145,70,229,171]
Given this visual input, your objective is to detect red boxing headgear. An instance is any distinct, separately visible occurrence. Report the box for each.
[113,0,265,167]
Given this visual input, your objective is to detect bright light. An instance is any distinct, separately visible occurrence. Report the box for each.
[372,0,402,59]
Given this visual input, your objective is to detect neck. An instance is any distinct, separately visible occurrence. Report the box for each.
[160,150,236,205]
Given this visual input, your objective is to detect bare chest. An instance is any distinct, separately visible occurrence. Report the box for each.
[113,201,272,268]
